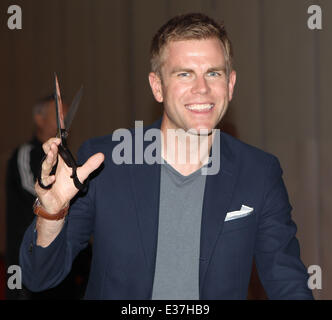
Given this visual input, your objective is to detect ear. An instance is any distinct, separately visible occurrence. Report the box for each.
[227,70,236,101]
[148,72,163,103]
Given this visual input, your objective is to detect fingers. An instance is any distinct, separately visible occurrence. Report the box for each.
[77,153,105,183]
[41,144,58,179]
[42,137,61,155]
[39,138,61,189]
[41,138,61,176]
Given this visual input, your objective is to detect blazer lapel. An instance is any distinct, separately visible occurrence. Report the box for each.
[130,161,161,272]
[199,132,239,297]
[130,120,162,274]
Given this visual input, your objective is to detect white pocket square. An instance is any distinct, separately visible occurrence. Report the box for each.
[225,205,254,222]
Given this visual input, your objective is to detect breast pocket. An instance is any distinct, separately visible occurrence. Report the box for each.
[222,212,256,233]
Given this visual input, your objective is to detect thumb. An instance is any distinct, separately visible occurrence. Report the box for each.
[77,152,105,182]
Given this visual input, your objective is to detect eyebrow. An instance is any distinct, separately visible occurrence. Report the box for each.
[170,68,193,75]
[170,66,226,74]
[206,66,227,73]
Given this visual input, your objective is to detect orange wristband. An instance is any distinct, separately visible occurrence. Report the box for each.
[33,198,69,221]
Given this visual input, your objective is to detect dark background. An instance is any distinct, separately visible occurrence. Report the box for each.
[0,0,331,299]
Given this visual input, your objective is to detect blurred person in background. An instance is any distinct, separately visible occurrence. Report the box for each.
[5,95,91,300]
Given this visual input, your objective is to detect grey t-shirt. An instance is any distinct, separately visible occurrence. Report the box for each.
[151,161,207,300]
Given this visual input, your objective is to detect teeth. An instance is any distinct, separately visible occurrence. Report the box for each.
[186,104,214,111]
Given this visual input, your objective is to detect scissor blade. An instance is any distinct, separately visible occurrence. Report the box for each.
[64,86,83,131]
[54,73,66,140]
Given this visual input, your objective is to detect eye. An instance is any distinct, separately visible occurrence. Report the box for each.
[207,71,221,77]
[177,72,190,78]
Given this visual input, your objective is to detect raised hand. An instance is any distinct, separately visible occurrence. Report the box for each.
[36,137,104,215]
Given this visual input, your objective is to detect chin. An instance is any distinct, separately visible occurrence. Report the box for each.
[186,126,214,136]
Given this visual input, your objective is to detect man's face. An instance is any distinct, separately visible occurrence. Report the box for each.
[35,101,68,142]
[43,101,58,138]
[149,38,236,134]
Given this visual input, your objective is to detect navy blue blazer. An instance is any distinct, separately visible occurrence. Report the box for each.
[20,120,313,299]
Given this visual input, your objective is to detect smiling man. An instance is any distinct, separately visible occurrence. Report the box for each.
[149,35,235,134]
[19,13,313,300]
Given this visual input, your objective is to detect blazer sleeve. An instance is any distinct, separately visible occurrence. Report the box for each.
[254,156,314,300]
[19,140,96,292]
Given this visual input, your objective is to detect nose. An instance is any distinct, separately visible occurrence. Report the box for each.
[191,75,210,95]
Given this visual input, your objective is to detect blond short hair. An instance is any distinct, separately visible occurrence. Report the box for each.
[150,13,234,76]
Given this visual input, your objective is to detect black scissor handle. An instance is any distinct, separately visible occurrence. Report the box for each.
[58,145,89,192]
[37,145,89,192]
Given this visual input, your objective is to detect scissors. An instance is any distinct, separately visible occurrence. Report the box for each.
[37,73,88,192]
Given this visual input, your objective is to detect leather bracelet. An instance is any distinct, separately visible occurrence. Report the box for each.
[33,198,69,221]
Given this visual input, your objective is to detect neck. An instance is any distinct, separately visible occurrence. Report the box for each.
[161,125,214,176]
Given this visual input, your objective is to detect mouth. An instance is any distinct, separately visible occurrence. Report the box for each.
[185,103,214,113]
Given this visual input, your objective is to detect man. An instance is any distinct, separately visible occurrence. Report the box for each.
[6,96,90,299]
[20,13,313,299]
